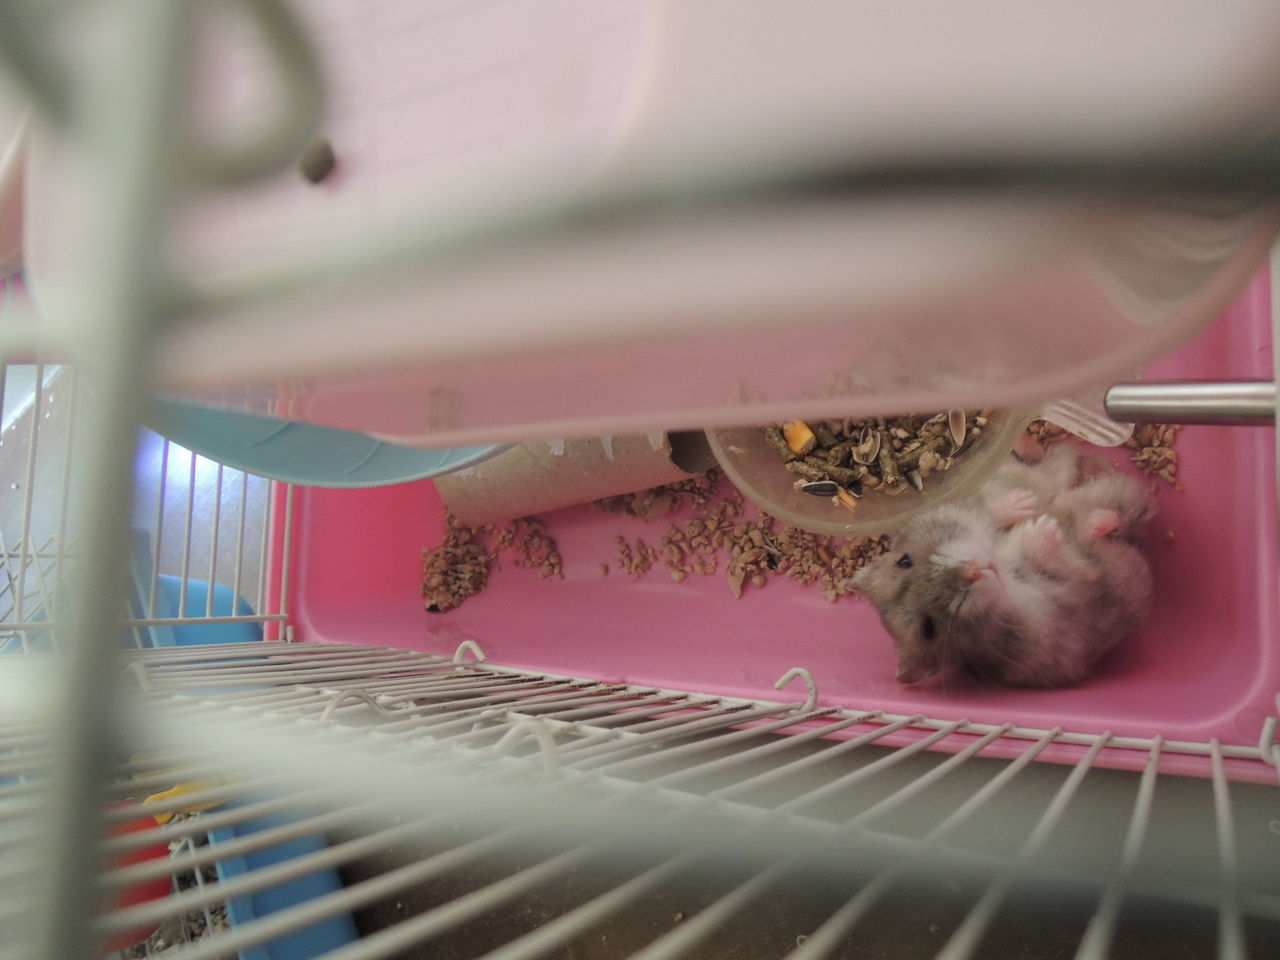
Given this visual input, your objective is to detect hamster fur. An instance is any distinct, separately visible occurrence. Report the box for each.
[851,443,1154,687]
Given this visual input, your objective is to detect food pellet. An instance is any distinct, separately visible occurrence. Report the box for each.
[1125,423,1184,490]
[421,514,562,612]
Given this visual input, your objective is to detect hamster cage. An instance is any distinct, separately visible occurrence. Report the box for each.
[2,3,1280,960]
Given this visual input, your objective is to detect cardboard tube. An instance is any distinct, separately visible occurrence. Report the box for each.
[434,431,713,525]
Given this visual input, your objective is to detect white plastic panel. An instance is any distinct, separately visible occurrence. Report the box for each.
[22,1,1280,446]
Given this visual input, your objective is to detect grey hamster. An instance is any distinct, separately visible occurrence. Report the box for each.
[851,443,1154,687]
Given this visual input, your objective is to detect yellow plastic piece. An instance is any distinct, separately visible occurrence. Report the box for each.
[143,779,228,825]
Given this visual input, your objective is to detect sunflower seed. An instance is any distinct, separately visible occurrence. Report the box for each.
[800,480,840,497]
[948,409,966,449]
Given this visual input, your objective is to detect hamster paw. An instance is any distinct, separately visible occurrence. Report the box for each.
[1082,508,1121,541]
[1019,515,1064,566]
[988,488,1039,528]
[1014,432,1047,463]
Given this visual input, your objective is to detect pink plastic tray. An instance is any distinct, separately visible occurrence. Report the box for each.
[268,270,1277,780]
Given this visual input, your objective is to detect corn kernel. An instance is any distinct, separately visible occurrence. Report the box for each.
[782,420,817,456]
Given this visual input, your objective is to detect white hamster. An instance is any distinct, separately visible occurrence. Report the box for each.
[851,443,1154,687]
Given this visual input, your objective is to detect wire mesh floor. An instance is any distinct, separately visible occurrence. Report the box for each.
[4,640,1277,960]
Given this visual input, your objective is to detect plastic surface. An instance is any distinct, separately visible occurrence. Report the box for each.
[148,398,507,488]
[103,810,170,953]
[271,271,1277,780]
[24,2,1280,448]
[154,576,262,646]
[208,802,358,960]
[707,407,1033,536]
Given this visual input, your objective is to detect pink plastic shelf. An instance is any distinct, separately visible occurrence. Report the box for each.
[268,270,1277,780]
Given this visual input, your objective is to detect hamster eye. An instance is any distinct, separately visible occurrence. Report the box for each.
[895,554,913,569]
[921,615,938,641]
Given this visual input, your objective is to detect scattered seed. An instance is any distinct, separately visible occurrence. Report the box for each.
[948,408,966,448]
[766,411,987,501]
[852,427,881,464]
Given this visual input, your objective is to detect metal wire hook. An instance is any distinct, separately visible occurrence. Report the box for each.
[187,0,328,186]
[452,639,487,665]
[774,667,818,713]
[318,688,403,724]
[492,719,559,782]
[1260,703,1280,767]
[0,0,324,186]
[123,661,157,693]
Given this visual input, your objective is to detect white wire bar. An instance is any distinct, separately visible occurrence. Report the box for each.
[3,642,1273,960]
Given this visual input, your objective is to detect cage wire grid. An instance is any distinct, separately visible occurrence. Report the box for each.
[3,641,1280,960]
[0,1,1279,959]
[0,358,288,647]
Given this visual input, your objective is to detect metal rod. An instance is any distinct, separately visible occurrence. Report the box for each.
[845,724,1013,827]
[103,786,346,855]
[25,534,57,631]
[934,735,1112,960]
[27,0,192,954]
[148,438,170,618]
[304,842,617,960]
[693,715,921,804]
[0,614,287,630]
[128,823,584,960]
[0,529,21,638]
[14,362,44,622]
[104,799,383,888]
[552,703,802,764]
[628,863,787,960]
[231,466,248,616]
[1210,740,1246,960]
[54,366,77,622]
[1072,738,1163,960]
[582,708,859,775]
[98,806,458,936]
[780,720,968,814]
[476,853,702,960]
[256,475,271,616]
[787,730,1063,960]
[1104,379,1275,425]
[1273,245,1280,603]
[275,482,294,627]
[206,463,223,617]
[177,449,197,617]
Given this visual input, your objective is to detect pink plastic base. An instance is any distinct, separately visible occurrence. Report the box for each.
[272,271,1277,780]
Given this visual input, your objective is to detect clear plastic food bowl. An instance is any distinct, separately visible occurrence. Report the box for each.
[705,408,1036,537]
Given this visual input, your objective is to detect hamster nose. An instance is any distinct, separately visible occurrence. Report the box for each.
[958,560,995,583]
